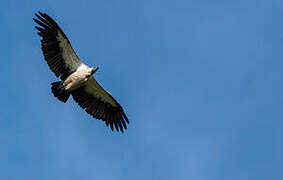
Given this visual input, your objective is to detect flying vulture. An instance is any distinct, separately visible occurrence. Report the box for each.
[33,11,129,133]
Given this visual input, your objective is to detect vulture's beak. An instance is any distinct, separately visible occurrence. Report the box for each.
[91,66,99,75]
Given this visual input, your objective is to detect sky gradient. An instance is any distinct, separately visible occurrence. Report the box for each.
[1,0,282,179]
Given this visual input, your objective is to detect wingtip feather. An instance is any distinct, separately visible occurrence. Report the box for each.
[122,111,129,124]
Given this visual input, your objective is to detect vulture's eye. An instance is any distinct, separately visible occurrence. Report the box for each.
[86,74,91,78]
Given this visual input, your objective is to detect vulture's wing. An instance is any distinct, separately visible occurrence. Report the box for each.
[33,11,82,80]
[72,77,129,133]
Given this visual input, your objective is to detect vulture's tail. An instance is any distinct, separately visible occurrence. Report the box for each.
[51,81,70,103]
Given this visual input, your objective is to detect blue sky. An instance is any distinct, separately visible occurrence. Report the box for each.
[1,0,282,179]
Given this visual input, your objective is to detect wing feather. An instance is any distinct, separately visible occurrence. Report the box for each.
[33,11,82,80]
[71,78,129,132]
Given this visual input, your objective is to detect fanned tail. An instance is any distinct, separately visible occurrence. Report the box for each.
[51,81,70,103]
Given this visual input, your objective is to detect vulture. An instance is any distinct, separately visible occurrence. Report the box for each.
[33,11,129,133]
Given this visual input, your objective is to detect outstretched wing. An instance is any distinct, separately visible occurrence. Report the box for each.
[72,77,129,133]
[33,11,82,80]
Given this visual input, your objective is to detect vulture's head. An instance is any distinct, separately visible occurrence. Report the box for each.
[91,66,99,75]
[86,66,99,79]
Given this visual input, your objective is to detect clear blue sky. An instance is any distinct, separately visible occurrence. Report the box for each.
[1,0,282,179]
